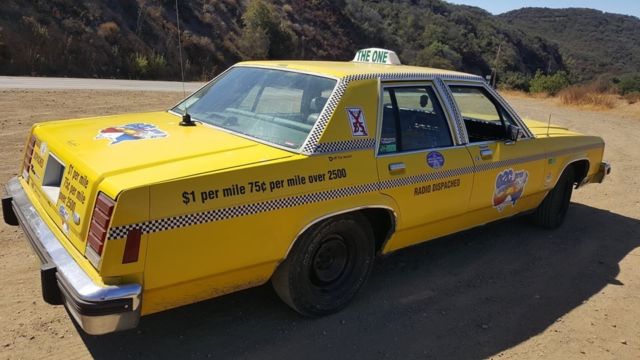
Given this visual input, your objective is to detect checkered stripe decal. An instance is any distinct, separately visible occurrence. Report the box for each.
[107,163,462,240]
[302,72,484,155]
[108,181,379,240]
[379,165,475,190]
[107,143,602,239]
[548,143,601,158]
[474,151,542,172]
[301,78,349,154]
[313,138,377,154]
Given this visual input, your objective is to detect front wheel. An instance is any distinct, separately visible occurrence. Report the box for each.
[271,213,375,317]
[531,166,575,229]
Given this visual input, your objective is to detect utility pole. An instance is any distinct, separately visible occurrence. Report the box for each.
[491,42,502,88]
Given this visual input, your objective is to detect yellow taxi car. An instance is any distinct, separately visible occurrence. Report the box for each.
[2,48,610,334]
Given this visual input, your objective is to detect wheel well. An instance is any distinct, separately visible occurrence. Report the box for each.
[359,208,396,254]
[570,159,590,187]
[286,207,397,260]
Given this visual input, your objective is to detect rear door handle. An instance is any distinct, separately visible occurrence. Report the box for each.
[480,147,493,160]
[388,162,406,174]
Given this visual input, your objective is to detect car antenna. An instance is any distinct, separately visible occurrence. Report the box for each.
[547,113,552,137]
[176,0,195,127]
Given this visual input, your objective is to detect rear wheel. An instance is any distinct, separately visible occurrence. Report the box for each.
[532,166,575,229]
[271,213,375,317]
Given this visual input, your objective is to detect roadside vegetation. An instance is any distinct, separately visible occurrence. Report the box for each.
[0,0,638,113]
[0,0,578,81]
[501,72,640,111]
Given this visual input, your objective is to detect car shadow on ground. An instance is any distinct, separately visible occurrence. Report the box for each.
[79,203,640,360]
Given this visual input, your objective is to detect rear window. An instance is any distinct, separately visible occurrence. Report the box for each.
[173,67,337,150]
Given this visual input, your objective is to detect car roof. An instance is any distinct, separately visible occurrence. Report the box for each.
[237,60,481,80]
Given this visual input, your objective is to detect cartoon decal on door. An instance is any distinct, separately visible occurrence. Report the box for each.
[493,168,529,212]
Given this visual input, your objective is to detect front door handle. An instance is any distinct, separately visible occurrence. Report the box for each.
[388,162,406,175]
[480,147,493,160]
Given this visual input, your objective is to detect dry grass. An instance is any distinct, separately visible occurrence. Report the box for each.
[499,89,549,99]
[615,100,640,120]
[502,87,640,120]
[623,92,640,105]
[558,85,616,109]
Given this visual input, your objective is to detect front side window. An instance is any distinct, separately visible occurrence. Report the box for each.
[172,67,337,150]
[449,85,517,143]
[379,85,453,154]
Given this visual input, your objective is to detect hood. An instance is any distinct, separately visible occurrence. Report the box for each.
[523,118,580,137]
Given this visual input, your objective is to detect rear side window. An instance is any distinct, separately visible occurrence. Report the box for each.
[449,85,517,143]
[379,85,452,154]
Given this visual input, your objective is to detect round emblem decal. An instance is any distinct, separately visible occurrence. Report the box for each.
[426,151,445,169]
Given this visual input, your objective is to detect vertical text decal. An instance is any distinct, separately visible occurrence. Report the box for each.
[345,108,369,137]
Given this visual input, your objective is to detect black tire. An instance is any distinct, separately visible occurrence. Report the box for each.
[271,213,375,317]
[531,166,575,229]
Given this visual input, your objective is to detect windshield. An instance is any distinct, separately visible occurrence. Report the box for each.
[172,67,337,150]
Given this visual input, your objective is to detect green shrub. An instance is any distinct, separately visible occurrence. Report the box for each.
[131,52,167,79]
[616,74,640,95]
[623,91,640,104]
[132,52,149,77]
[529,70,571,95]
[499,72,531,91]
[148,52,167,77]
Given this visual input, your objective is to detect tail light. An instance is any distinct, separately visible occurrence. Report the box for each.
[22,135,37,180]
[85,193,115,268]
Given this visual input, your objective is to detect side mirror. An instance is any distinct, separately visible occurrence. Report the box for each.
[507,124,523,142]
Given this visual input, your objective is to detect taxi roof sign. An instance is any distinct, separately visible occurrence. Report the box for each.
[352,48,401,65]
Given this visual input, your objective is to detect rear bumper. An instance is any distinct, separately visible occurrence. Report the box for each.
[2,177,141,335]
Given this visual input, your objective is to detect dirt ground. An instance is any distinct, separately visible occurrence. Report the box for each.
[0,89,638,360]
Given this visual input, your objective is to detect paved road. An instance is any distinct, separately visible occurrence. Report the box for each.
[0,76,205,92]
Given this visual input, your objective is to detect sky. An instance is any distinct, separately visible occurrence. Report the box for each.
[446,0,640,19]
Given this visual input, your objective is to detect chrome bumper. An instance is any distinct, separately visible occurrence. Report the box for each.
[591,161,612,183]
[2,177,141,335]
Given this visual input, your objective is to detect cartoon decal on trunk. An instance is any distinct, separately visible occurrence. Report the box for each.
[493,168,529,212]
[96,123,167,145]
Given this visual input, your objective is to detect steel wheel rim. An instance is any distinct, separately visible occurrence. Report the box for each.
[311,236,349,285]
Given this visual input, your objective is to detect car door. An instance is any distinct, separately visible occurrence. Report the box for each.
[376,82,475,250]
[446,83,547,221]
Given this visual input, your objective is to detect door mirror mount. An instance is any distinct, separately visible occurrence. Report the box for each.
[507,124,523,143]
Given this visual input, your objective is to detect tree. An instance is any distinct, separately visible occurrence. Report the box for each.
[415,41,462,70]
[238,0,297,60]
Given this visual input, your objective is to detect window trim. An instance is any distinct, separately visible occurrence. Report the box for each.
[386,88,404,152]
[444,81,534,142]
[376,81,461,157]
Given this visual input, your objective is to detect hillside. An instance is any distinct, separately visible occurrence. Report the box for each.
[501,8,640,81]
[349,1,564,80]
[0,0,361,80]
[0,0,582,81]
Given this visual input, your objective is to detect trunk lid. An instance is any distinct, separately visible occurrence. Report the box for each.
[27,111,294,253]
